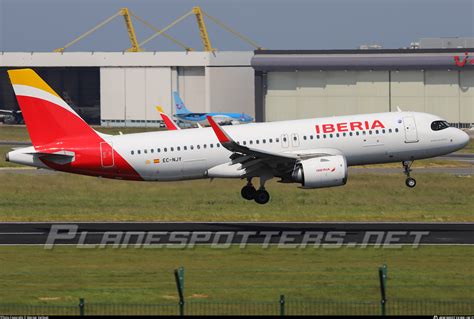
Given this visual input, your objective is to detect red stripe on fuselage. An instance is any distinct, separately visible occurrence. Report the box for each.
[17,95,143,181]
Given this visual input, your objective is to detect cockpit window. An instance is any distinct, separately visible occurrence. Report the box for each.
[431,120,450,131]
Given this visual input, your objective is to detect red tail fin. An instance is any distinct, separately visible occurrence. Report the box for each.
[8,69,98,147]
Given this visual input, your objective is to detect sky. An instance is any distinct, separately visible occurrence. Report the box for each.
[0,0,473,52]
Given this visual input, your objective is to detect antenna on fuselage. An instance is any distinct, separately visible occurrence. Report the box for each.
[396,106,403,112]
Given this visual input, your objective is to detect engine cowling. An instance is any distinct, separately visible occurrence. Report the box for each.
[292,155,348,189]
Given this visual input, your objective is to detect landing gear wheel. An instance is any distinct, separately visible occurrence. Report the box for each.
[254,189,270,205]
[241,185,257,200]
[402,161,416,188]
[405,177,416,188]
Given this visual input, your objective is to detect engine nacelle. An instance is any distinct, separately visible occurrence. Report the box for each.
[292,155,348,189]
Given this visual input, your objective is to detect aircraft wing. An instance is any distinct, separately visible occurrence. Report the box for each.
[207,116,341,178]
[0,109,19,114]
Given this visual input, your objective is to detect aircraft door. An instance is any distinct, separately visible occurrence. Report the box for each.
[100,142,115,167]
[281,134,289,148]
[403,116,419,143]
[291,133,300,147]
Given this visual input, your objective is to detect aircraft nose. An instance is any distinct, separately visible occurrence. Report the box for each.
[459,129,470,148]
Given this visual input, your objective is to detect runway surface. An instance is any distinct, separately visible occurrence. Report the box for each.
[0,222,472,245]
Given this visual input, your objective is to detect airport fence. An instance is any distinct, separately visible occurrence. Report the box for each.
[1,298,473,316]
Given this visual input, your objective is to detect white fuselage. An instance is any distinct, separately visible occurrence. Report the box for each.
[104,111,469,181]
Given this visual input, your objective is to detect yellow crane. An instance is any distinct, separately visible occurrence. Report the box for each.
[54,8,193,52]
[120,8,141,52]
[139,6,263,51]
[55,7,263,52]
[192,6,214,52]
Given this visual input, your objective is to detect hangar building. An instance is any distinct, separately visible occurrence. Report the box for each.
[1,47,473,127]
[0,51,254,126]
[253,48,474,127]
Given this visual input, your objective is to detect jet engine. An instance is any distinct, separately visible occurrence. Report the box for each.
[292,155,348,189]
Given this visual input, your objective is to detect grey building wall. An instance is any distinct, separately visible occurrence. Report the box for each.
[253,49,474,127]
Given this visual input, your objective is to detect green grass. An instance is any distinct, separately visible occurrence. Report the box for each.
[0,246,471,305]
[0,173,472,222]
[0,125,164,142]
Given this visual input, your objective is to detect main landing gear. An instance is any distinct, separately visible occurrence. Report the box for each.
[240,177,271,204]
[402,160,416,188]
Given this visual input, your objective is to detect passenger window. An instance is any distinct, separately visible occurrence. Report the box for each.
[144,149,148,154]
[203,144,207,149]
[197,145,201,149]
[184,146,187,151]
[151,149,154,153]
[210,144,214,148]
[317,135,320,139]
[343,132,346,137]
[164,148,167,152]
[349,132,353,136]
[190,145,194,150]
[131,150,134,155]
[250,140,253,145]
[269,138,273,143]
[323,134,327,139]
[356,132,359,136]
[369,131,372,135]
[243,141,247,145]
[303,136,307,140]
[256,140,259,144]
[217,143,220,147]
[310,135,313,140]
[283,137,287,142]
[171,147,174,152]
[177,147,180,151]
[263,139,266,144]
[389,129,392,133]
[276,138,280,143]
[138,150,141,154]
[157,148,161,153]
[336,133,339,138]
[330,134,333,138]
[395,128,399,133]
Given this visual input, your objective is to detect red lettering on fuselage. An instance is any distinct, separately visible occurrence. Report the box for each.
[350,122,363,131]
[315,120,385,134]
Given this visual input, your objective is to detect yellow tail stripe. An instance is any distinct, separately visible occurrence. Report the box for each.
[7,69,60,98]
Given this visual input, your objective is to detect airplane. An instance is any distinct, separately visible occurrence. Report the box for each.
[6,69,470,204]
[172,91,254,126]
[0,108,23,124]
[156,106,181,131]
[157,105,204,130]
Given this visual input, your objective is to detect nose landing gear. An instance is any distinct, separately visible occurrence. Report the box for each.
[402,161,416,188]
